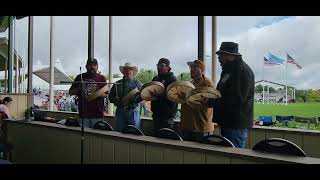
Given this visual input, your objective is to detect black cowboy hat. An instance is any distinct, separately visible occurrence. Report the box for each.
[216,42,241,56]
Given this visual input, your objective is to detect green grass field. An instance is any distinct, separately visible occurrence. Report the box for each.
[254,102,320,119]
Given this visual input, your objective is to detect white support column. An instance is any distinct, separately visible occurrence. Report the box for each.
[49,16,55,111]
[108,16,113,115]
[15,18,19,93]
[8,16,14,93]
[4,60,7,92]
[211,16,217,84]
[267,85,270,104]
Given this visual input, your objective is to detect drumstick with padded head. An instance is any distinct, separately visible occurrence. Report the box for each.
[115,83,119,98]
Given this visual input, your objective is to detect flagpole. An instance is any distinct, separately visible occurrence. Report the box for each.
[285,53,288,105]
[291,88,294,102]
[267,85,270,104]
[262,57,265,104]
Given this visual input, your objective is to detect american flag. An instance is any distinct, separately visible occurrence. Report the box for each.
[287,53,302,69]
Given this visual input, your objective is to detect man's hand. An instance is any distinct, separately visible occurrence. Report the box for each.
[149,89,161,101]
[177,92,186,100]
[134,93,143,103]
[149,89,159,97]
[101,91,109,98]
[113,97,122,106]
[69,87,79,96]
[199,95,209,107]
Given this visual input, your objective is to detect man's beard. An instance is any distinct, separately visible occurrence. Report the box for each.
[222,61,237,72]
[87,69,97,74]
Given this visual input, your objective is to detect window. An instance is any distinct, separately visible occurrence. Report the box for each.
[112,16,198,118]
[217,16,320,130]
[0,16,29,93]
[33,16,88,111]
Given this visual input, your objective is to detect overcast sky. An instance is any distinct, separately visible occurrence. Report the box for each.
[2,16,320,90]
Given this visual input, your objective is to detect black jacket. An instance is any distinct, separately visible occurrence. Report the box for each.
[209,57,255,129]
[151,72,178,119]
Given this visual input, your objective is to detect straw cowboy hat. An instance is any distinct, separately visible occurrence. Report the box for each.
[119,62,138,76]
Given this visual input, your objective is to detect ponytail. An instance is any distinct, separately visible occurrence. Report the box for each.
[1,97,13,104]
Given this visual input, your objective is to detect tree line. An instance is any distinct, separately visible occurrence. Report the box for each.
[69,71,320,103]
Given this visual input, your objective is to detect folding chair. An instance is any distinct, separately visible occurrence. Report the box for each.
[252,138,306,157]
[93,121,113,131]
[156,128,183,141]
[201,134,235,147]
[121,125,144,136]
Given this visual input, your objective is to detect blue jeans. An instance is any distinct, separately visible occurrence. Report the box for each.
[221,128,248,148]
[115,107,141,132]
[80,118,104,128]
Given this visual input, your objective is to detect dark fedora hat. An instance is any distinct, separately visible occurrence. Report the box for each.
[216,42,241,56]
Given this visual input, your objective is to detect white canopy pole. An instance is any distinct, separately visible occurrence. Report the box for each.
[49,16,55,111]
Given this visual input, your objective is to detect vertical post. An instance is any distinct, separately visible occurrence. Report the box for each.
[88,16,94,59]
[27,16,34,107]
[267,85,270,104]
[108,16,113,115]
[198,16,205,61]
[49,16,55,111]
[15,18,19,93]
[262,60,265,104]
[8,16,14,93]
[19,68,21,92]
[19,65,22,93]
[285,57,288,105]
[21,61,23,92]
[262,82,265,104]
[211,16,217,84]
[5,59,7,93]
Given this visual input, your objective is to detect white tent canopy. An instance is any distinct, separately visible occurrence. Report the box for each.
[33,66,72,85]
[32,58,72,85]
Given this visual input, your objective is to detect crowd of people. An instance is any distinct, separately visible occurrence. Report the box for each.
[33,89,79,112]
[68,42,255,148]
[24,42,254,148]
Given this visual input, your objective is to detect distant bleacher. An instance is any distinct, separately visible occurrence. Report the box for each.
[254,92,291,103]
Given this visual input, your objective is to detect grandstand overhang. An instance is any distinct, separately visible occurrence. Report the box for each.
[0,16,28,33]
[33,66,72,85]
[0,37,23,71]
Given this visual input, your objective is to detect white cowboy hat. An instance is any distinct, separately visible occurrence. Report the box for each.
[119,62,138,76]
